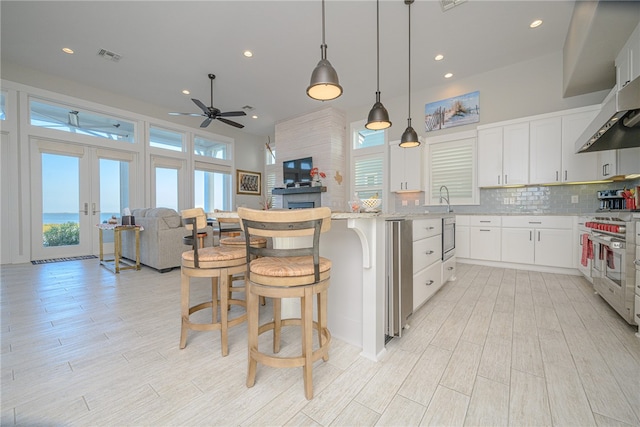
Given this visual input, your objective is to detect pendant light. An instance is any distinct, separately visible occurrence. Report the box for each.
[400,0,420,148]
[365,0,392,130]
[307,0,343,101]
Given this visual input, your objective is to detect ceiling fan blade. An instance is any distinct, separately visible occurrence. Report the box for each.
[218,111,247,117]
[217,117,244,129]
[168,112,203,117]
[192,98,209,114]
[200,117,213,128]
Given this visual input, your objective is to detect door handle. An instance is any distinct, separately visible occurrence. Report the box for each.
[92,203,98,215]
[82,202,88,215]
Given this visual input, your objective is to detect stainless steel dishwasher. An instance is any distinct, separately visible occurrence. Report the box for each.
[385,219,413,341]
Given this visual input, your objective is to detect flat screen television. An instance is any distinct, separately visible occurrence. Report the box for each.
[283,157,313,185]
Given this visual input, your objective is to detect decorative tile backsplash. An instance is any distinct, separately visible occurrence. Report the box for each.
[393,178,640,214]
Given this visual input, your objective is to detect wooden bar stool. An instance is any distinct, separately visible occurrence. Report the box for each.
[238,207,332,400]
[220,234,268,307]
[180,208,247,356]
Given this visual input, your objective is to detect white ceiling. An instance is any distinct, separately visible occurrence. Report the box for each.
[1,1,638,136]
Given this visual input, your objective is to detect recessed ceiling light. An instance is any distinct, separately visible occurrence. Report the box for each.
[62,47,74,54]
[434,54,444,61]
[243,50,253,58]
[252,115,258,119]
[182,89,190,95]
[444,73,453,79]
[530,19,542,28]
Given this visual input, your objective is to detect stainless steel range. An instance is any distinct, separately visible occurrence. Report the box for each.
[583,212,637,326]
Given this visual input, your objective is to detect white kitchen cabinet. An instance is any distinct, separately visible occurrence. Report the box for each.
[456,215,470,259]
[561,108,599,182]
[477,123,529,187]
[442,256,456,284]
[500,216,574,268]
[469,216,501,261]
[412,218,442,310]
[616,21,640,90]
[390,141,423,192]
[529,116,562,184]
[597,147,640,179]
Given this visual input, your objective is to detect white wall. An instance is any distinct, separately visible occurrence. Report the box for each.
[346,51,610,142]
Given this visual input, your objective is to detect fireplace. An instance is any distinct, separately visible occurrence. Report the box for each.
[272,186,325,209]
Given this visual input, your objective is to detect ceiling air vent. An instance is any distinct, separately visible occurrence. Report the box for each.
[440,0,466,12]
[97,48,122,62]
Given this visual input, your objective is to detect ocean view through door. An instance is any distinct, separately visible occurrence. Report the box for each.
[30,139,134,261]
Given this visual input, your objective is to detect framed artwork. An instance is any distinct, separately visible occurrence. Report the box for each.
[425,90,480,132]
[236,169,261,195]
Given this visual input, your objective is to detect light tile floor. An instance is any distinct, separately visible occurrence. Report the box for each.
[1,260,639,426]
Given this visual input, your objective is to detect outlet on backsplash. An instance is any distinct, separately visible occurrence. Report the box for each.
[571,195,579,203]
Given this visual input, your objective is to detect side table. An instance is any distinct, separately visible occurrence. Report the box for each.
[97,224,143,273]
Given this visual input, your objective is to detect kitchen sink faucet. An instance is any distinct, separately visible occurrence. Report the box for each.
[439,185,452,212]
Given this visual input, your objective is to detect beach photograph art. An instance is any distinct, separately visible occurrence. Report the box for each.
[425,91,480,132]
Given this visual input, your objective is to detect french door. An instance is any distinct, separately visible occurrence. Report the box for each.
[30,138,136,261]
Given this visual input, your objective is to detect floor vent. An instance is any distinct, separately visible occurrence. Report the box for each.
[97,48,122,62]
[440,0,466,12]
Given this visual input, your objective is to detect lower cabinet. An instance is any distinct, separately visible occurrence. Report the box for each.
[412,218,443,310]
[442,256,456,283]
[469,216,502,261]
[413,262,442,311]
[500,216,574,268]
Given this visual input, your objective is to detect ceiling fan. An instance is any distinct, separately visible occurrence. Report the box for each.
[169,73,246,129]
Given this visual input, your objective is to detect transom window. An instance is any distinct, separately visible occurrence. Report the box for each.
[353,128,384,150]
[194,136,230,160]
[149,126,183,152]
[29,98,135,142]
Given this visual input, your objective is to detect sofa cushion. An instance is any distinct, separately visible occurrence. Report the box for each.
[145,207,181,228]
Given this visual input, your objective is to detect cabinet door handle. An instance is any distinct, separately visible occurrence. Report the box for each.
[538,231,541,241]
[529,231,532,241]
[447,266,454,271]
[564,170,567,181]
[497,175,501,185]
[425,250,434,255]
[426,226,435,230]
[528,221,542,224]
[479,229,491,232]
[479,220,491,223]
[425,280,434,286]
[556,171,559,181]
[504,175,508,185]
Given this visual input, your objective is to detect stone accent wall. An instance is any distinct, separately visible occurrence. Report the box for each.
[274,107,347,210]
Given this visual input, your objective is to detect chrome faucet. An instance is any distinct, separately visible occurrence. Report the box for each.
[439,185,452,213]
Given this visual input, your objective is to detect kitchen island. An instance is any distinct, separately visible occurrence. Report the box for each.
[210,211,453,361]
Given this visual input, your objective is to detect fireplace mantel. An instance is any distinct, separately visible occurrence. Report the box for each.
[272,186,326,195]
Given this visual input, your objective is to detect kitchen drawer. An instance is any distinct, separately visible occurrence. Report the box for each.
[413,218,442,241]
[469,216,502,227]
[413,235,441,272]
[442,256,456,283]
[501,215,572,229]
[413,261,442,311]
[594,278,623,309]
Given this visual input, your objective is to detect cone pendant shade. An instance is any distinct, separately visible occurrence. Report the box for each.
[400,0,420,148]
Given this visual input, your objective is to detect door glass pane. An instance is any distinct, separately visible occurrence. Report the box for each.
[41,153,80,247]
[156,167,178,210]
[194,169,230,212]
[150,127,183,152]
[100,158,129,223]
[1,90,6,120]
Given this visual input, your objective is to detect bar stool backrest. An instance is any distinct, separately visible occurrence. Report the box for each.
[181,208,207,268]
[237,207,331,283]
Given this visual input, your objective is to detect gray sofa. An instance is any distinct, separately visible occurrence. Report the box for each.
[121,207,214,272]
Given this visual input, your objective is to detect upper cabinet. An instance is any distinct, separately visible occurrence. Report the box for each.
[597,147,640,179]
[478,106,605,187]
[561,109,599,182]
[389,141,423,192]
[477,123,529,187]
[616,21,640,90]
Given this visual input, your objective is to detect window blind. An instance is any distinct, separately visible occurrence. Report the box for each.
[429,137,476,204]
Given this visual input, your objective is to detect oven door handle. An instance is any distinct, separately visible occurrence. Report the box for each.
[589,235,625,253]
